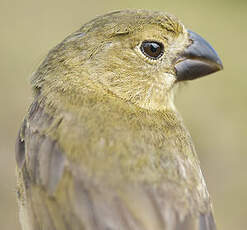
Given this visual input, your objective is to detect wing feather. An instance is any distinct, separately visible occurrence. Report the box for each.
[16,100,217,230]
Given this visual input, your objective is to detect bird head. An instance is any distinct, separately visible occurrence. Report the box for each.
[33,10,223,111]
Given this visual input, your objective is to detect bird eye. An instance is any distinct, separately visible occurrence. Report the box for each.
[140,41,164,60]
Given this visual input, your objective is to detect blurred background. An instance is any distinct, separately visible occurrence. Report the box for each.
[0,0,246,229]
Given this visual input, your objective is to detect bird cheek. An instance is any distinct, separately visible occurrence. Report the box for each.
[163,73,177,90]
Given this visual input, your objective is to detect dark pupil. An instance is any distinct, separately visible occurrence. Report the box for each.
[150,43,159,53]
[141,41,164,59]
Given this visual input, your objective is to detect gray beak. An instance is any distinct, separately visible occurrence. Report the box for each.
[175,30,223,81]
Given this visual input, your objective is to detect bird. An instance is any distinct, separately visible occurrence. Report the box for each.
[15,9,223,230]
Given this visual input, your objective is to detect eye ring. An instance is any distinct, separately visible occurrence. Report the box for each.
[140,40,164,60]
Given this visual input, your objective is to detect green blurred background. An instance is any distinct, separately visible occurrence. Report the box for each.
[0,0,246,229]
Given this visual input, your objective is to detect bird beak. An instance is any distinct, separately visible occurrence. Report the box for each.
[175,30,223,81]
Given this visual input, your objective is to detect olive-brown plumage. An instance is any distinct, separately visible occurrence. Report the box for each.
[16,10,223,230]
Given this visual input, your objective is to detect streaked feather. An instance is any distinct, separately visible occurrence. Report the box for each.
[16,100,216,230]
